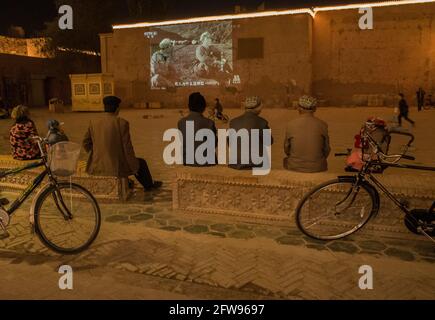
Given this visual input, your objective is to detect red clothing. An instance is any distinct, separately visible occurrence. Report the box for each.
[9,120,41,160]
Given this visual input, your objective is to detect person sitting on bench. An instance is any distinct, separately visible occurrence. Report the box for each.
[82,96,162,192]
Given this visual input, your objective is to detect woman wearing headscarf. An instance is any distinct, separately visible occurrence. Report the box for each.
[9,105,41,160]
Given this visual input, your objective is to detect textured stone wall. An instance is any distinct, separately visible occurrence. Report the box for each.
[173,167,435,236]
[0,36,51,58]
[0,36,28,56]
[313,3,435,106]
[105,2,435,107]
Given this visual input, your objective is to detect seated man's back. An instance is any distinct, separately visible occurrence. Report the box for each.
[229,96,272,169]
[178,92,217,166]
[83,113,138,177]
[284,96,330,173]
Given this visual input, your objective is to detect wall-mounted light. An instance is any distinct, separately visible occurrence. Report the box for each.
[112,0,435,29]
[113,8,314,29]
[314,0,435,12]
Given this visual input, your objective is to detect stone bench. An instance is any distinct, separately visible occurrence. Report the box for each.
[173,166,435,237]
[0,155,132,201]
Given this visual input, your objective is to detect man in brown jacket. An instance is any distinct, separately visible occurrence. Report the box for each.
[83,96,162,191]
[283,95,331,173]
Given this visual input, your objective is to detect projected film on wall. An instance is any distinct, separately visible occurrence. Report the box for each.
[148,21,234,89]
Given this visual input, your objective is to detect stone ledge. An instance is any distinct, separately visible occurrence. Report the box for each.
[173,166,435,235]
[0,155,126,201]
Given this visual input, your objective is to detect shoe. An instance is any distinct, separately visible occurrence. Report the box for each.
[144,181,162,191]
[127,178,135,189]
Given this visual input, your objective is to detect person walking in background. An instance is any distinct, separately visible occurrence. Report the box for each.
[214,98,224,120]
[83,96,162,191]
[398,93,415,127]
[9,105,41,160]
[283,95,330,173]
[416,87,425,112]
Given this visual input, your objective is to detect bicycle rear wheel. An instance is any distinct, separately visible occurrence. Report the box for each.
[34,182,101,254]
[296,179,377,240]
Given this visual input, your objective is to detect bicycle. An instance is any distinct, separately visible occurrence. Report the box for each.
[0,136,101,254]
[295,123,435,243]
[208,108,229,124]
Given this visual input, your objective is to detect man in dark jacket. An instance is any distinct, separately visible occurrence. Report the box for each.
[178,92,217,166]
[398,93,415,127]
[228,96,273,170]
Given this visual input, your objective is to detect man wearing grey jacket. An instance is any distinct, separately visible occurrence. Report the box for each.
[228,96,273,170]
[284,95,330,173]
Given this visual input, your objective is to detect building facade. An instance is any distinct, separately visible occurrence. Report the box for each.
[100,1,435,108]
[0,35,100,109]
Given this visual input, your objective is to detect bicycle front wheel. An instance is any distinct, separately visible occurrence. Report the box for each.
[34,182,101,254]
[296,179,377,240]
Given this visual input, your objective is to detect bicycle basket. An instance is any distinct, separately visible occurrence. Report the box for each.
[48,141,81,177]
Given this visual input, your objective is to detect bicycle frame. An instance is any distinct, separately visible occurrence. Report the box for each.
[0,160,48,215]
[357,160,435,216]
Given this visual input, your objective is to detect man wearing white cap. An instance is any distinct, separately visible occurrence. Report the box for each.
[228,96,273,170]
[283,95,330,173]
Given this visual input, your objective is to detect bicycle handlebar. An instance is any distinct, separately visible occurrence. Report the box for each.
[388,130,415,146]
[401,155,416,161]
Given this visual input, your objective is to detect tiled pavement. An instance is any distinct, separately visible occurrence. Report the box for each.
[1,185,435,299]
[1,108,435,299]
[3,185,434,264]
[1,213,434,300]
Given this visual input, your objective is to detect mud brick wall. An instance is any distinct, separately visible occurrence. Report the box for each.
[0,36,28,57]
[312,3,435,106]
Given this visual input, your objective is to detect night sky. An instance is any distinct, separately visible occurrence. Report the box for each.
[0,0,385,36]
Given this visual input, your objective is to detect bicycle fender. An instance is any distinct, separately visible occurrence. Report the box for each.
[29,183,54,225]
[337,175,357,183]
[337,176,381,217]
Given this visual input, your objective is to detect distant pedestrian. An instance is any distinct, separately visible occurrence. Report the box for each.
[416,87,425,112]
[214,98,224,120]
[398,93,415,127]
